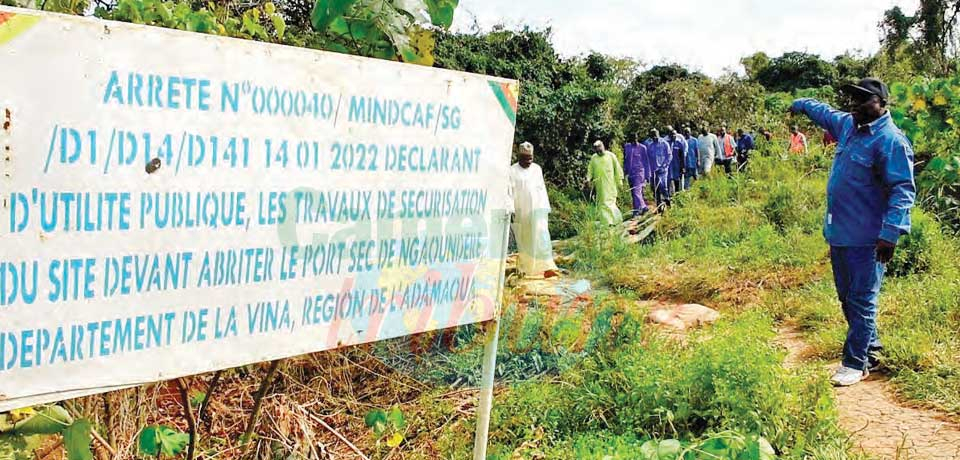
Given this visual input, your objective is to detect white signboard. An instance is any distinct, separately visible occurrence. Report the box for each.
[0,7,517,411]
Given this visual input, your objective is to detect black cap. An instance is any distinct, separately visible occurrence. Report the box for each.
[841,77,889,101]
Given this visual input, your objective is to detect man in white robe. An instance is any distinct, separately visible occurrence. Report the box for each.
[510,142,559,278]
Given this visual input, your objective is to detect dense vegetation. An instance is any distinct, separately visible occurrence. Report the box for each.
[429,22,960,232]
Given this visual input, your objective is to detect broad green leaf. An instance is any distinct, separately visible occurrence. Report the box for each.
[737,443,760,460]
[324,42,352,53]
[159,427,189,456]
[399,45,418,63]
[270,14,286,41]
[311,0,358,32]
[364,409,387,428]
[387,407,405,429]
[424,0,457,28]
[370,40,399,60]
[242,9,270,41]
[929,157,948,172]
[698,437,730,457]
[329,16,350,35]
[330,17,374,40]
[156,3,173,24]
[63,419,94,460]
[139,426,161,456]
[189,391,206,409]
[139,425,189,457]
[364,409,388,436]
[11,406,73,435]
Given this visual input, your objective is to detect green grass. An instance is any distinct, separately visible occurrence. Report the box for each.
[433,308,856,459]
[423,148,959,458]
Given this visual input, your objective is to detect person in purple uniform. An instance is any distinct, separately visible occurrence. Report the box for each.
[623,134,650,217]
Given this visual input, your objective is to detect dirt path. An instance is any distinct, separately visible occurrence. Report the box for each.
[776,327,960,459]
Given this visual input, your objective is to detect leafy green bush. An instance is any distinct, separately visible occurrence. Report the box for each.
[887,209,948,277]
[888,77,960,231]
[543,431,778,460]
[434,29,624,189]
[472,311,852,459]
[547,186,590,240]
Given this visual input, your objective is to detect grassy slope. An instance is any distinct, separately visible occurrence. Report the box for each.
[565,147,960,419]
[416,146,960,459]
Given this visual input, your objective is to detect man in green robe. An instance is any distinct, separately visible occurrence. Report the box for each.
[587,140,624,225]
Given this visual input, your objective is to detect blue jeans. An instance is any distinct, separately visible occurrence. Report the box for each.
[830,246,885,371]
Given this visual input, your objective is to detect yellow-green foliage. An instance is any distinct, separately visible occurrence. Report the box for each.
[476,311,854,459]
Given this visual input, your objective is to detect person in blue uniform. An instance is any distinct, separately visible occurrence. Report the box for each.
[790,78,916,387]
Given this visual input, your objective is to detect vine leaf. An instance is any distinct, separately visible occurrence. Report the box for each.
[10,406,73,435]
[424,0,457,28]
[62,419,93,460]
[138,425,189,457]
[311,0,358,32]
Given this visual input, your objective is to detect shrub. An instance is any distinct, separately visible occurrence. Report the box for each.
[547,186,591,240]
[887,209,947,277]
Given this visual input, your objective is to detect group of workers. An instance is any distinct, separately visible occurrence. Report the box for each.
[591,122,823,221]
[508,123,817,277]
[509,77,917,391]
[592,124,767,221]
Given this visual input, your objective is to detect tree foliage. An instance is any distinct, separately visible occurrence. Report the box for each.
[432,27,622,188]
[93,0,456,64]
[755,52,838,93]
[740,52,770,80]
[880,0,960,76]
[889,77,960,230]
[619,67,763,139]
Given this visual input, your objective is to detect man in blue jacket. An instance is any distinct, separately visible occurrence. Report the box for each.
[790,77,916,386]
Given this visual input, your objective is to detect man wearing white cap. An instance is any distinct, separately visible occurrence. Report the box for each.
[510,142,559,278]
[587,140,624,225]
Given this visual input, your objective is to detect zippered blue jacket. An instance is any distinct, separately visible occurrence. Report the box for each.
[791,98,916,246]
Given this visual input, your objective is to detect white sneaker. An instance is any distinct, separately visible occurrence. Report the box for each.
[831,366,868,386]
